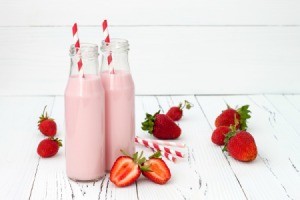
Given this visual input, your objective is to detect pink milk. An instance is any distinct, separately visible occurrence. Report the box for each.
[101,71,135,170]
[100,39,135,170]
[65,44,105,181]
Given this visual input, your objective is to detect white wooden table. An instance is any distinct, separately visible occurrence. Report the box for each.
[0,95,300,199]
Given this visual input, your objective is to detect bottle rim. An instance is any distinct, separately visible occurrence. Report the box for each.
[69,43,99,57]
[101,38,129,53]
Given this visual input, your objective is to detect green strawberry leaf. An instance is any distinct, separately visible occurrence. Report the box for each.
[140,164,152,172]
[149,151,162,159]
[141,111,160,134]
[237,105,251,130]
[222,125,237,152]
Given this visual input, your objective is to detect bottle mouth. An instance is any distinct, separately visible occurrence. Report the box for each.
[70,43,99,57]
[101,38,129,53]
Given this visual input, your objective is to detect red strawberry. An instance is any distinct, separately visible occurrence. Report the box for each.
[166,100,193,121]
[224,130,257,162]
[215,105,251,130]
[142,151,171,184]
[38,106,57,136]
[141,111,181,139]
[37,137,62,158]
[211,126,231,146]
[110,151,148,187]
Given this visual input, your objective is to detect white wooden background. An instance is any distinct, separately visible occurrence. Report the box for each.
[0,0,300,95]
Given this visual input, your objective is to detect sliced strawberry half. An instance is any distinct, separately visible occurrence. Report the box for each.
[110,151,147,187]
[142,151,171,184]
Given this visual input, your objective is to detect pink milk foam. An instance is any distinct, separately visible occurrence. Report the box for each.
[65,75,105,181]
[101,70,135,170]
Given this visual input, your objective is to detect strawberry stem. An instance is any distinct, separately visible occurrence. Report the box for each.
[38,105,50,124]
[180,100,193,110]
[120,149,130,157]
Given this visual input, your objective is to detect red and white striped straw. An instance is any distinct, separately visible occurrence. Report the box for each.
[135,137,185,158]
[102,20,114,73]
[135,136,185,148]
[72,23,83,73]
[150,148,176,163]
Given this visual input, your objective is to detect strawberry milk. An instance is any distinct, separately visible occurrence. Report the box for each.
[101,70,135,170]
[65,44,105,181]
[100,39,135,170]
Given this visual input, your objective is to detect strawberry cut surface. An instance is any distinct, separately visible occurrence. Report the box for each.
[142,158,171,184]
[109,153,145,187]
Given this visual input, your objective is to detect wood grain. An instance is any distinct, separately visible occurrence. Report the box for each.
[1,95,300,199]
[0,0,299,26]
[0,97,54,199]
[1,27,300,95]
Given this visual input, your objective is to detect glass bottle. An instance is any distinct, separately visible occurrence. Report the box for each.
[65,43,105,181]
[100,39,135,171]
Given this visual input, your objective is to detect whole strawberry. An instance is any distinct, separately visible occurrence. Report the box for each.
[166,100,193,121]
[224,130,257,162]
[37,137,62,158]
[215,105,251,130]
[142,151,171,184]
[141,111,181,139]
[211,126,231,146]
[38,106,57,137]
[110,151,149,187]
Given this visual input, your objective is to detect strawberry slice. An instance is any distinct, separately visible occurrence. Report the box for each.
[142,151,171,184]
[110,151,147,187]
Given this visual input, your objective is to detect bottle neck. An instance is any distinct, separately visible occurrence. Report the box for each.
[100,39,130,73]
[69,43,99,76]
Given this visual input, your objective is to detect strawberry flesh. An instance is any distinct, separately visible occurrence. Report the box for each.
[215,108,241,129]
[142,158,171,184]
[227,131,257,162]
[39,119,57,137]
[38,106,57,136]
[142,111,181,140]
[110,156,141,187]
[166,107,183,121]
[37,138,62,158]
[211,126,231,146]
[153,114,181,139]
[215,105,251,130]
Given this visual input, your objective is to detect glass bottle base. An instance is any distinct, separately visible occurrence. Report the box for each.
[68,174,106,182]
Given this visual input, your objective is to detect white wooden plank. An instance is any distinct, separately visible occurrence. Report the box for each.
[197,95,300,199]
[1,27,300,95]
[285,95,300,111]
[137,96,246,199]
[0,96,54,199]
[265,95,300,136]
[0,0,300,26]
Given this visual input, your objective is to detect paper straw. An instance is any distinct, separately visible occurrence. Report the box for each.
[135,136,185,148]
[102,19,114,73]
[135,137,185,158]
[150,148,176,163]
[72,23,84,76]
